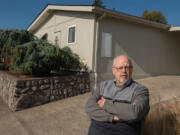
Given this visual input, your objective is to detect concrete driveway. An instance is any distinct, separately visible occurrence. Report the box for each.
[0,93,90,135]
[1,75,180,135]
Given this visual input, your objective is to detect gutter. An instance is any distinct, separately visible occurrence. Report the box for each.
[93,7,170,30]
[92,11,106,89]
[169,26,180,32]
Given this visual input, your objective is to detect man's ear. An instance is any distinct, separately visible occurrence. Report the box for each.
[112,67,115,75]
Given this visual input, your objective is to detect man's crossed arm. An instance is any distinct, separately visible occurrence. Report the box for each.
[85,84,150,122]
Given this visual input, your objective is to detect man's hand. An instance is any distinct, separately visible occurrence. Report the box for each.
[97,97,106,108]
[97,97,120,122]
[113,116,120,121]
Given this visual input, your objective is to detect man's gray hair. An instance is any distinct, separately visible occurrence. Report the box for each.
[113,55,133,67]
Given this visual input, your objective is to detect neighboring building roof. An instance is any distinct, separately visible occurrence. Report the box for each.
[27,4,171,33]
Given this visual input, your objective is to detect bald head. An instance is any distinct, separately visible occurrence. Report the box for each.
[112,55,133,86]
[113,55,133,67]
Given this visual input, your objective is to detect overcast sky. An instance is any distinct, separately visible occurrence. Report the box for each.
[0,0,180,29]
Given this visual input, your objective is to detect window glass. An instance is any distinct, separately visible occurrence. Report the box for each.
[101,32,112,57]
[68,26,75,43]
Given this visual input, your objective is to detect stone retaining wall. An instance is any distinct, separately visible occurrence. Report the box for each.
[0,71,90,111]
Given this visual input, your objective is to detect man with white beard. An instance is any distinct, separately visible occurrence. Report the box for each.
[85,55,150,135]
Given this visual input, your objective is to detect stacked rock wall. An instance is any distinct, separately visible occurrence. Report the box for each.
[0,71,90,111]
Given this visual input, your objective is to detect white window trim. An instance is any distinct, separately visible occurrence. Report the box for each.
[68,25,76,45]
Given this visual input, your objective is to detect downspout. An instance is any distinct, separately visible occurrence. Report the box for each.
[92,11,106,90]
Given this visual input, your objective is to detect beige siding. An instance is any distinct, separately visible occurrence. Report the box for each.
[97,17,180,81]
[34,11,95,70]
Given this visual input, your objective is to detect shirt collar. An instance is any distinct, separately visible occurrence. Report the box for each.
[113,78,133,88]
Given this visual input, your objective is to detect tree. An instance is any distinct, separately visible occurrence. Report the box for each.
[141,10,167,24]
[92,0,105,8]
[142,10,149,20]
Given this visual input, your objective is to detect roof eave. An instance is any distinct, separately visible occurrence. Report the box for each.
[27,5,95,33]
[169,27,180,32]
[92,7,170,30]
[27,5,171,33]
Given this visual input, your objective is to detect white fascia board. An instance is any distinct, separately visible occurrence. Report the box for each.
[27,5,95,32]
[169,27,180,31]
[48,5,94,12]
[27,7,50,32]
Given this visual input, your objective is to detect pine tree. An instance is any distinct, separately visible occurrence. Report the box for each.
[92,0,105,8]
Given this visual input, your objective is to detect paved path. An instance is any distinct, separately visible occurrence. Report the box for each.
[1,76,180,135]
[0,93,91,135]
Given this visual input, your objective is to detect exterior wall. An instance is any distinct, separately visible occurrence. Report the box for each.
[34,11,95,70]
[97,17,180,81]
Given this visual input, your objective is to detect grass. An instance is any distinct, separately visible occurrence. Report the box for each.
[142,98,180,135]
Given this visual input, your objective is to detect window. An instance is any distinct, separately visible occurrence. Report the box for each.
[68,26,76,43]
[101,32,112,57]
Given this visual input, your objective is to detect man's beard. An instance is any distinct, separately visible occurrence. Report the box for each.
[119,78,128,84]
[119,73,129,85]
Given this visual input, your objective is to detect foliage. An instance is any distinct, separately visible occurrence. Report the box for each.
[0,29,35,64]
[141,10,149,20]
[92,0,105,8]
[80,59,89,72]
[0,30,11,62]
[0,29,82,75]
[10,41,81,75]
[0,30,10,51]
[58,46,81,70]
[10,40,60,75]
[141,10,167,24]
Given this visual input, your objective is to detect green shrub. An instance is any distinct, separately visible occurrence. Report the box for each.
[10,40,60,75]
[0,29,35,64]
[59,46,81,70]
[0,29,82,75]
[10,41,81,75]
[0,30,11,62]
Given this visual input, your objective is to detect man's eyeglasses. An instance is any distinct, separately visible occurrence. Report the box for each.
[113,66,132,72]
